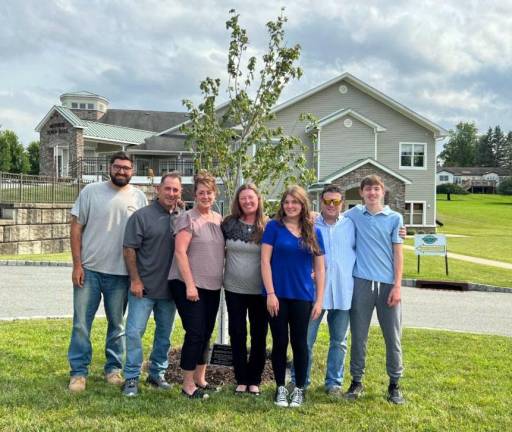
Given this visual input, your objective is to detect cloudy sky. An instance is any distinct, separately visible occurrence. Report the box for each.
[2,0,512,150]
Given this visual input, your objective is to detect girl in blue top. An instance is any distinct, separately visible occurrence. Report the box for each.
[261,185,325,408]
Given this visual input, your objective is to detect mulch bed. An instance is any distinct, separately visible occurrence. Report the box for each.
[163,347,276,386]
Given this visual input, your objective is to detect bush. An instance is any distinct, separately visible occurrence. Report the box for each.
[498,177,512,195]
[436,183,469,194]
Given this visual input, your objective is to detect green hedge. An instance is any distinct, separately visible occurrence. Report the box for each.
[436,183,469,194]
[498,177,512,195]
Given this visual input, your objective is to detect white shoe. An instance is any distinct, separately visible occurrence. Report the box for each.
[274,385,289,407]
[289,386,304,408]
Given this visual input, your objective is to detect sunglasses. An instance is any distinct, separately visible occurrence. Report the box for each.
[322,198,342,206]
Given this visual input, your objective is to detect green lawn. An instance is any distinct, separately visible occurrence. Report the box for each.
[0,252,72,262]
[435,193,512,264]
[0,319,510,431]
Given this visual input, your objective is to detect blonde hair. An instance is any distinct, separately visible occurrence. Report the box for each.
[194,169,217,194]
[276,185,321,255]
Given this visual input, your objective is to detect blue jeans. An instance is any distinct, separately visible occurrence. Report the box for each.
[291,309,350,389]
[124,293,177,380]
[68,269,129,377]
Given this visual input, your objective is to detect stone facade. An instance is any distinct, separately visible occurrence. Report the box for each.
[71,108,105,121]
[330,162,406,214]
[0,203,72,255]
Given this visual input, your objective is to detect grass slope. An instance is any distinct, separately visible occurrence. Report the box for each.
[0,319,510,432]
[436,194,512,263]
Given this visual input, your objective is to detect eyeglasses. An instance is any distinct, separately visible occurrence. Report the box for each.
[322,198,342,206]
[111,164,133,172]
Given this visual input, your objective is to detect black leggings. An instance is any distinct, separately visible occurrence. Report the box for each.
[268,297,312,387]
[225,290,268,386]
[169,280,220,371]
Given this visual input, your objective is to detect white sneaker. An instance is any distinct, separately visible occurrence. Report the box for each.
[274,385,289,407]
[289,386,304,408]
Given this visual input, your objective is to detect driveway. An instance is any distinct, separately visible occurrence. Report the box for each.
[1,265,511,337]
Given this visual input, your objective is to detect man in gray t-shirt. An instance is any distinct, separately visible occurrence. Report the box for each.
[67,152,147,393]
[121,172,183,397]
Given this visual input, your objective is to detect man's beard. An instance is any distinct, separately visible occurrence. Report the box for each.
[110,173,131,187]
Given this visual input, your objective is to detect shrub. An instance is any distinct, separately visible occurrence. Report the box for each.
[436,183,469,194]
[498,177,512,195]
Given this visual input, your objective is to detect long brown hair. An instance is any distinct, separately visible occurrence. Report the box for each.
[276,185,321,255]
[225,183,267,243]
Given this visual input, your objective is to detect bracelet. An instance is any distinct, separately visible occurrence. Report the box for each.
[266,292,275,296]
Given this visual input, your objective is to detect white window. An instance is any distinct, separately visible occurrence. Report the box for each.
[404,201,425,226]
[71,102,78,109]
[400,142,426,169]
[87,103,94,109]
[439,175,449,181]
[79,103,86,109]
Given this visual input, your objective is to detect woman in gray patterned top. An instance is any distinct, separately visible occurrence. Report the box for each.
[222,184,268,396]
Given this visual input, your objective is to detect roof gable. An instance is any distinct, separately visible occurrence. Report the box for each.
[312,108,386,132]
[35,105,86,132]
[273,72,448,138]
[309,158,412,191]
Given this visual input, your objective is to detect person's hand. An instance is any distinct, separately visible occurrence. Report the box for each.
[267,293,279,317]
[387,285,401,307]
[72,264,84,288]
[130,280,144,298]
[399,226,407,239]
[186,285,199,302]
[311,301,322,320]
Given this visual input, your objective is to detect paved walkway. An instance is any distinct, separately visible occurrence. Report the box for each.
[403,245,512,270]
[1,266,511,337]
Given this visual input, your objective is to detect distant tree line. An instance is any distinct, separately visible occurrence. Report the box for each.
[439,122,512,172]
[0,129,39,175]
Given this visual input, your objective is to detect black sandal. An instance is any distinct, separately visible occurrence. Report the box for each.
[181,388,208,399]
[197,382,219,392]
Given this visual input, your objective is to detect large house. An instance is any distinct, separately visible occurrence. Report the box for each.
[437,166,510,193]
[36,73,448,231]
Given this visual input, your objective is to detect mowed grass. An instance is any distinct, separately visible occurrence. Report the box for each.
[435,194,512,263]
[402,248,512,288]
[0,252,72,262]
[0,319,510,432]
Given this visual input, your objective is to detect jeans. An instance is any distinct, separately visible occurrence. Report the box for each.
[124,293,177,380]
[225,290,268,386]
[291,309,350,389]
[68,268,129,377]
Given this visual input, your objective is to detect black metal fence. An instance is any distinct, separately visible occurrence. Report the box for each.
[0,172,88,204]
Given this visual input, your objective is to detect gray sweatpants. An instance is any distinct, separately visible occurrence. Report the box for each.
[349,277,403,383]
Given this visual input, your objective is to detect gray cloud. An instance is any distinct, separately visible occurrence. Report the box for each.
[1,0,512,146]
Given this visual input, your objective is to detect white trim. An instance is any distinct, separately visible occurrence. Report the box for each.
[272,72,448,138]
[313,108,387,132]
[399,142,427,170]
[374,132,378,160]
[35,106,85,132]
[404,200,426,226]
[83,136,144,146]
[316,129,321,180]
[321,158,412,185]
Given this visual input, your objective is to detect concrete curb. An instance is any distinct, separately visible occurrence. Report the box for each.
[402,279,512,294]
[0,260,72,267]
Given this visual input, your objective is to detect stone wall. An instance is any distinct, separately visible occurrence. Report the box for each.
[0,203,71,255]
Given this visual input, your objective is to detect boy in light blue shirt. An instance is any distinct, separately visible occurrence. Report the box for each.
[343,175,405,404]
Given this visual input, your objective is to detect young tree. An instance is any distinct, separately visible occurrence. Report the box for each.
[0,129,29,173]
[27,141,40,175]
[0,129,13,172]
[504,132,512,173]
[439,122,477,167]
[181,8,315,209]
[474,128,495,167]
[493,126,507,168]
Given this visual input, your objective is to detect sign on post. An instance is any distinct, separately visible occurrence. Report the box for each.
[414,234,448,275]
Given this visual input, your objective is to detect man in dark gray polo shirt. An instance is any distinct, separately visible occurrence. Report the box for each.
[122,171,183,397]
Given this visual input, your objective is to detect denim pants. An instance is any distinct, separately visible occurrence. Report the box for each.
[68,268,129,377]
[291,309,350,389]
[124,293,177,380]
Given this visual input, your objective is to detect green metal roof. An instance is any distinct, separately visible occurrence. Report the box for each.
[53,106,86,128]
[82,120,155,145]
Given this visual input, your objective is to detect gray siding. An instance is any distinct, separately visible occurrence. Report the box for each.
[267,79,437,226]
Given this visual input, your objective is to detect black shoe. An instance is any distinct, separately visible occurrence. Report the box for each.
[344,380,364,400]
[146,375,172,390]
[122,378,139,397]
[387,383,405,405]
[181,388,209,399]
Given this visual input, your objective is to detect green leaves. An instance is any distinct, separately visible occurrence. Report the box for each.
[181,9,314,208]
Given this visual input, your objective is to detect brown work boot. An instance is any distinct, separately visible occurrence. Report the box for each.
[105,371,124,386]
[69,376,86,392]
